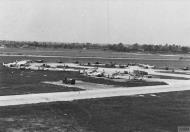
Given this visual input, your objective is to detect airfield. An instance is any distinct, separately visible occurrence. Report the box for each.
[0,48,190,132]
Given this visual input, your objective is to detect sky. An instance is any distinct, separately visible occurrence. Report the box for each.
[0,0,190,46]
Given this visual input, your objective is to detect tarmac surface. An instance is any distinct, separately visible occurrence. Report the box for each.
[0,78,189,107]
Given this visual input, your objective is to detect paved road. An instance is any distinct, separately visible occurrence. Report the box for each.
[0,79,189,107]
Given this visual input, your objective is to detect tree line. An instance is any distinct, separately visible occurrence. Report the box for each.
[107,43,190,53]
[0,40,189,53]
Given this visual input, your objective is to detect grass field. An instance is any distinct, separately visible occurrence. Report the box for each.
[0,49,175,96]
[158,70,190,75]
[151,74,190,80]
[0,90,190,132]
[1,51,190,69]
[0,63,166,96]
[1,48,188,59]
[0,66,85,96]
[1,49,190,132]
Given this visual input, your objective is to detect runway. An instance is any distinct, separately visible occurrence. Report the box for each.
[0,79,189,107]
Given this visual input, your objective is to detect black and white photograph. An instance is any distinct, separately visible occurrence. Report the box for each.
[0,0,190,132]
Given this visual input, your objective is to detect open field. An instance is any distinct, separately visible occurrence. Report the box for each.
[0,66,84,96]
[158,70,190,75]
[1,49,190,132]
[0,55,170,96]
[0,66,166,96]
[0,51,189,99]
[0,91,190,132]
[1,53,190,69]
[150,74,190,80]
[1,48,189,60]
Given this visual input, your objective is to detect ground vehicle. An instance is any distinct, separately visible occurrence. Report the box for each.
[62,78,76,85]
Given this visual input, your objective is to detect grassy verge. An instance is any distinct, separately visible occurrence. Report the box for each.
[79,75,167,87]
[151,74,190,80]
[0,48,183,60]
[0,83,83,96]
[0,90,190,132]
[158,70,190,75]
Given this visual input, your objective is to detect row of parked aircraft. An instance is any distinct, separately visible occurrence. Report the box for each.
[81,67,150,80]
[3,60,152,80]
